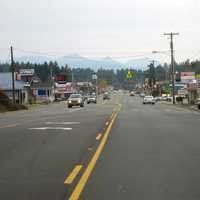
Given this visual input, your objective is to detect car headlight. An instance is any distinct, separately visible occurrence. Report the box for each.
[78,100,81,103]
[68,100,72,103]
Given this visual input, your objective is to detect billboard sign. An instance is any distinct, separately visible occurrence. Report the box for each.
[181,72,195,83]
[19,69,34,76]
[196,74,200,94]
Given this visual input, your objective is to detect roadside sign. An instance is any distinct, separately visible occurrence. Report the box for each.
[126,70,133,80]
[178,89,188,96]
[92,74,97,80]
[19,69,34,76]
[196,74,200,95]
[196,74,200,79]
[180,72,195,83]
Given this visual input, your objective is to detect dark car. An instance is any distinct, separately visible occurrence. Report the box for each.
[196,98,200,109]
[67,94,84,108]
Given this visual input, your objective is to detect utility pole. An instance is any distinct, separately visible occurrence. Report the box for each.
[71,69,74,93]
[148,60,156,91]
[50,64,53,84]
[10,46,15,104]
[164,32,179,104]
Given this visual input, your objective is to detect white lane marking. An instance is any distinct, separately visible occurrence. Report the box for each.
[42,111,49,114]
[68,108,82,113]
[29,127,72,130]
[45,122,80,125]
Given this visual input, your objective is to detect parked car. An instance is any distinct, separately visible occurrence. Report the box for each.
[130,91,135,96]
[154,96,162,102]
[143,96,155,104]
[161,96,168,101]
[196,98,200,109]
[103,92,110,100]
[87,95,97,104]
[167,96,173,102]
[140,93,145,98]
[67,94,84,108]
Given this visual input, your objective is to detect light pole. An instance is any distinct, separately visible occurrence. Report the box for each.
[152,51,170,82]
[152,49,177,103]
[10,46,15,104]
[92,74,98,97]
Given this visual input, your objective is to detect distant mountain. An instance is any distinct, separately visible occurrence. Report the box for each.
[15,56,52,64]
[125,57,150,70]
[96,57,123,69]
[11,55,149,70]
[57,55,96,69]
[57,55,123,70]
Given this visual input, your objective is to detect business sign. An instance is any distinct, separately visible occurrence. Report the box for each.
[178,88,188,96]
[19,69,34,76]
[38,89,46,96]
[181,72,195,83]
[196,74,200,94]
[56,74,65,82]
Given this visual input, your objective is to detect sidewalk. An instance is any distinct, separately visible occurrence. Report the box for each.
[161,101,200,112]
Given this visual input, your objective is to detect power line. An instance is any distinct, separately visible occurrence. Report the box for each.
[14,48,59,57]
[13,48,156,59]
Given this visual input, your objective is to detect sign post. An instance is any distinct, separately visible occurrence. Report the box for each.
[126,70,133,80]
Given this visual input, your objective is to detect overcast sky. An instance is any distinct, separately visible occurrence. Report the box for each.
[0,0,200,63]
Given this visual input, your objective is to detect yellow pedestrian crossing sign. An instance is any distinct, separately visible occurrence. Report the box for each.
[126,70,133,80]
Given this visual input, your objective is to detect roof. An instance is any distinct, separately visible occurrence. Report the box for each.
[0,72,25,90]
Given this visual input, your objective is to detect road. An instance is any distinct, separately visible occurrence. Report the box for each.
[1,94,200,200]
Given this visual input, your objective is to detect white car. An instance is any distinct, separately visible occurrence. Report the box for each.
[87,95,97,104]
[143,96,155,104]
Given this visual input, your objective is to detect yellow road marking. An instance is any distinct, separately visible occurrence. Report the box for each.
[69,104,121,200]
[96,133,102,140]
[0,123,18,129]
[64,165,83,185]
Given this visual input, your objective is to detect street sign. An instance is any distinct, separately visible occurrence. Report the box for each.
[126,70,133,80]
[92,74,97,80]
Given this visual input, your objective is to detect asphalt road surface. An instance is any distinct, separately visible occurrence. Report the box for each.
[1,93,200,200]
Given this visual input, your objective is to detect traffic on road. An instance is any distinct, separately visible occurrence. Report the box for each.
[1,90,200,200]
[1,0,200,199]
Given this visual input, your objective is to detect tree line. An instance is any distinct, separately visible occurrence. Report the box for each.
[0,61,144,89]
[0,59,200,88]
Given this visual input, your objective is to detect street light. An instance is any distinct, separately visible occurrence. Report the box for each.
[92,74,98,96]
[152,50,174,100]
[152,51,170,56]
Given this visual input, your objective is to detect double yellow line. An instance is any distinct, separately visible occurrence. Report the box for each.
[68,104,121,200]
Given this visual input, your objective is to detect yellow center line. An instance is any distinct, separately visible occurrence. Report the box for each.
[0,123,18,129]
[69,104,121,200]
[64,165,83,185]
[96,133,102,141]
